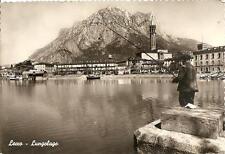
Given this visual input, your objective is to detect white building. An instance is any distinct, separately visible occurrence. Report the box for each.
[193,46,225,73]
[137,50,172,73]
[34,63,54,73]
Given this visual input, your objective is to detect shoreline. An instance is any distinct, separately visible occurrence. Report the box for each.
[1,74,224,81]
[47,74,174,80]
[101,74,173,79]
[0,74,174,82]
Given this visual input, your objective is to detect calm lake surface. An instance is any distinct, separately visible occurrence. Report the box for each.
[0,77,224,154]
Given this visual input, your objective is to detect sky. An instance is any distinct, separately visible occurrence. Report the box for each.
[1,0,225,65]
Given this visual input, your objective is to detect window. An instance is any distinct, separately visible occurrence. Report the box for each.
[218,53,221,59]
[206,61,208,65]
[200,55,203,60]
[212,53,214,59]
[200,61,203,65]
[195,56,197,60]
[212,61,214,65]
[218,67,221,71]
[206,54,208,60]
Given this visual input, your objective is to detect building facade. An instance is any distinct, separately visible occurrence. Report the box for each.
[139,50,172,73]
[193,46,225,73]
[34,63,54,73]
[54,60,118,75]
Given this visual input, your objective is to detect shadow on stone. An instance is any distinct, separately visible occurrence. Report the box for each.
[199,139,219,154]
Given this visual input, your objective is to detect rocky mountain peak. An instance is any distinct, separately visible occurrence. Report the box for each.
[30,7,199,63]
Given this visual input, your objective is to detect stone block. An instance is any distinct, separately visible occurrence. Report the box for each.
[134,120,225,154]
[161,107,224,139]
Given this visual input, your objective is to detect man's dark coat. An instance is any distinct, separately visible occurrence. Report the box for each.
[176,62,198,92]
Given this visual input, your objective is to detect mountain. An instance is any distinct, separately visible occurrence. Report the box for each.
[30,7,200,63]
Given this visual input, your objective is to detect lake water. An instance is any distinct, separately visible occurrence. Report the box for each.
[0,77,224,154]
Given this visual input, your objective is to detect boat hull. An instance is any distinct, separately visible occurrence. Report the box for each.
[86,76,100,80]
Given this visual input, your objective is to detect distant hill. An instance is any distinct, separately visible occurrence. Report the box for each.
[30,7,201,63]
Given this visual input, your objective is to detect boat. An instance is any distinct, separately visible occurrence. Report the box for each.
[199,73,209,80]
[9,75,17,80]
[9,74,23,80]
[7,73,17,80]
[86,74,101,80]
[209,72,224,80]
[16,75,23,80]
[220,75,225,80]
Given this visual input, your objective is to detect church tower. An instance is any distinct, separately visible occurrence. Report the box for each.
[149,17,156,52]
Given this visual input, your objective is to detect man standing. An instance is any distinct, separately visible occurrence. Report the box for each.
[172,54,199,107]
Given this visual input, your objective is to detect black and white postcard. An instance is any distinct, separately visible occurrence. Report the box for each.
[0,0,225,153]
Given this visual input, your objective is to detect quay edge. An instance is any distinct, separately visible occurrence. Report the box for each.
[134,118,225,154]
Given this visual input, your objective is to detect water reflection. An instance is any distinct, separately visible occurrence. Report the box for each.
[0,78,224,154]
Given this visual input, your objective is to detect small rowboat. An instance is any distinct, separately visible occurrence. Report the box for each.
[86,74,101,80]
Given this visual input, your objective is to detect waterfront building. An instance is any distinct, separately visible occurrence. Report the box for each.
[117,60,130,74]
[197,43,211,51]
[0,66,3,78]
[34,62,54,73]
[0,66,13,78]
[163,52,173,68]
[54,60,118,75]
[193,46,225,73]
[136,50,172,73]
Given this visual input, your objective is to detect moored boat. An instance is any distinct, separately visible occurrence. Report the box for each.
[9,75,17,80]
[86,74,101,80]
[9,75,23,80]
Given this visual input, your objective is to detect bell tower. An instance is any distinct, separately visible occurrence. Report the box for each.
[149,17,156,52]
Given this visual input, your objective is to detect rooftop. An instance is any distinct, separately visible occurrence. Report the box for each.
[194,46,225,55]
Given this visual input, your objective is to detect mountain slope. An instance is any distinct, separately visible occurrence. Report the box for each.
[30,7,200,63]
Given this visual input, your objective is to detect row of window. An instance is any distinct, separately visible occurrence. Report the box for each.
[56,64,116,68]
[195,52,223,60]
[57,68,117,71]
[195,60,223,66]
[198,67,222,72]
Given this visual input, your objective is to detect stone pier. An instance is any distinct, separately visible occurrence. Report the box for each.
[134,107,225,154]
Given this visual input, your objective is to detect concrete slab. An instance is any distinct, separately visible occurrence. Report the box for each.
[134,120,225,154]
[161,107,224,139]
